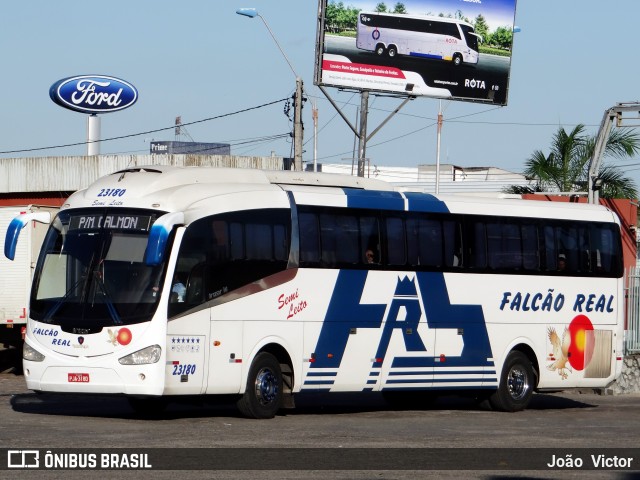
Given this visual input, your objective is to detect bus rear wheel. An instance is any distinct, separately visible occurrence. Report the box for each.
[237,352,283,419]
[375,44,386,56]
[387,45,398,58]
[489,351,535,412]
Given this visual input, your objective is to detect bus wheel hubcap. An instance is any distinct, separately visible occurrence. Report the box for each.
[255,368,278,405]
[507,366,528,400]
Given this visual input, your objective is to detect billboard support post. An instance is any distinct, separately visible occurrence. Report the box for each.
[436,101,443,194]
[319,86,413,177]
[357,91,369,178]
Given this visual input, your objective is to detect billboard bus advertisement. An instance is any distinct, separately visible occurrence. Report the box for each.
[314,0,518,105]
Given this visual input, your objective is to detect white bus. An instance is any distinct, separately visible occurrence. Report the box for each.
[356,12,481,66]
[5,166,624,418]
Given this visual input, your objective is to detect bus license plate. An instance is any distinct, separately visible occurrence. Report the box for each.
[68,373,90,383]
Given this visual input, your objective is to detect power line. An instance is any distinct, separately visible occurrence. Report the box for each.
[0,97,289,156]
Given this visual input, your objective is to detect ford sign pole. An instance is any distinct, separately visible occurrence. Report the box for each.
[236,8,303,171]
[87,114,100,156]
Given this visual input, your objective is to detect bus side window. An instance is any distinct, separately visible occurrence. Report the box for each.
[299,212,320,264]
[418,218,443,267]
[468,221,487,269]
[359,215,380,265]
[521,224,540,271]
[185,263,205,306]
[335,214,359,264]
[385,216,406,266]
[443,220,462,268]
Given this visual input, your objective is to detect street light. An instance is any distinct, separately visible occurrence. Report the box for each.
[236,8,304,171]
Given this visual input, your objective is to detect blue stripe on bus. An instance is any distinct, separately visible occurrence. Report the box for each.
[388,370,491,376]
[385,378,483,384]
[403,192,450,213]
[409,52,443,60]
[434,370,496,376]
[303,380,335,385]
[382,385,494,391]
[306,371,338,377]
[343,188,405,211]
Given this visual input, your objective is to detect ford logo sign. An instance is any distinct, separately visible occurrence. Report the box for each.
[49,75,138,114]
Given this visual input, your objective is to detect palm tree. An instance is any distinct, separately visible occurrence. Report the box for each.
[506,124,639,199]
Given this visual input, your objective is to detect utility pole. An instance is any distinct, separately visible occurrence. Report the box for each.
[294,77,304,171]
[312,100,318,172]
[236,8,304,171]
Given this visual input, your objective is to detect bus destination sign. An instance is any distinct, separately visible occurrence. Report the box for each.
[69,214,152,232]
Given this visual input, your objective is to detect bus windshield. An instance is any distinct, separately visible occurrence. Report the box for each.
[30,208,170,333]
[460,24,480,52]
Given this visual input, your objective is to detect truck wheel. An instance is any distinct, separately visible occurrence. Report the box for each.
[237,352,283,419]
[489,351,535,412]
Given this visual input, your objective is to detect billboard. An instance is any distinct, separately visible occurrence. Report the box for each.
[314,0,518,105]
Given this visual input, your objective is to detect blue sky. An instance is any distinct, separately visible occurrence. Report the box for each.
[1,1,640,187]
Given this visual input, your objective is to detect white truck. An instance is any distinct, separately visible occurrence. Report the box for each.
[1,205,58,355]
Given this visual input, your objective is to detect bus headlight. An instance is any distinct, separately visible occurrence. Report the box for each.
[23,343,45,362]
[118,345,162,365]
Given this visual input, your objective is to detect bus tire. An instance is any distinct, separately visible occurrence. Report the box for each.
[387,45,397,58]
[489,351,534,412]
[375,44,386,56]
[237,352,283,419]
[453,53,463,66]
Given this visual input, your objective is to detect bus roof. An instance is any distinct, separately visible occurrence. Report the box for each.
[63,166,618,225]
[360,11,474,27]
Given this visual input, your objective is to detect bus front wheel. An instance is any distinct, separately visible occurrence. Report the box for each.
[237,352,283,419]
[489,351,535,412]
[453,53,463,66]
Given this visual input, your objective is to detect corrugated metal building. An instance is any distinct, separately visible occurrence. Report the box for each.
[0,154,285,206]
[0,155,284,206]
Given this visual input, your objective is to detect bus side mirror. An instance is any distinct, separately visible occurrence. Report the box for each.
[144,212,185,266]
[4,211,51,260]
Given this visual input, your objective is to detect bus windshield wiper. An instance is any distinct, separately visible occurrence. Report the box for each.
[92,270,123,325]
[41,278,85,324]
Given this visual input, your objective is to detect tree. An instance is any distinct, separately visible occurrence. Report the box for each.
[375,3,388,13]
[392,2,407,14]
[473,14,489,43]
[491,26,513,50]
[506,124,639,199]
[325,1,360,32]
